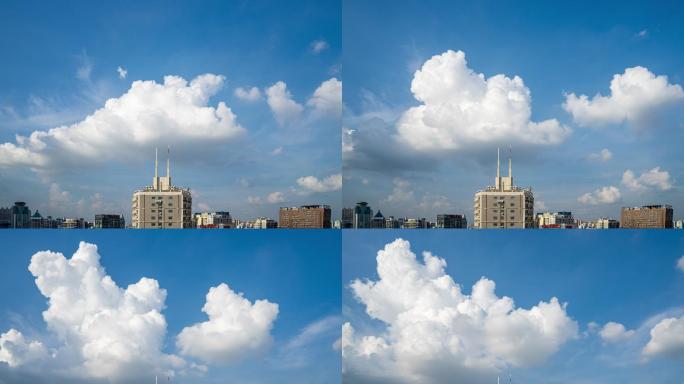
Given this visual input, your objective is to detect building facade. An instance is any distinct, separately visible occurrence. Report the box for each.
[0,202,31,228]
[536,211,575,228]
[278,205,331,228]
[473,150,534,229]
[341,208,354,228]
[595,218,620,229]
[253,217,278,229]
[620,205,674,228]
[94,214,126,228]
[353,202,372,228]
[194,211,233,228]
[131,149,192,229]
[436,214,467,228]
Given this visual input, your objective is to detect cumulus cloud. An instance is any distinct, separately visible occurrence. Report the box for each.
[343,239,578,383]
[564,66,684,128]
[381,178,414,205]
[0,74,245,170]
[621,167,672,191]
[643,314,684,359]
[234,86,262,102]
[247,191,286,205]
[678,256,684,272]
[577,186,621,205]
[395,50,570,152]
[0,242,189,381]
[265,81,303,126]
[599,322,635,343]
[587,148,612,162]
[0,330,48,368]
[116,66,127,80]
[177,283,278,365]
[310,40,329,54]
[307,78,342,116]
[297,173,342,193]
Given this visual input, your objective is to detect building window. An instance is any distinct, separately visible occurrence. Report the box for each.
[168,217,173,220]
[168,209,173,213]
[151,210,156,213]
[168,203,172,207]
[151,223,156,226]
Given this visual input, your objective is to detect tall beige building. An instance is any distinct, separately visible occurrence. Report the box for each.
[473,149,534,229]
[620,205,673,228]
[131,148,192,229]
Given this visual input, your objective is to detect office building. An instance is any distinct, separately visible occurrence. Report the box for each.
[194,211,233,228]
[536,211,575,228]
[436,214,467,228]
[131,148,192,229]
[370,210,386,228]
[353,202,372,228]
[595,218,619,229]
[341,208,354,228]
[94,214,126,228]
[278,205,331,228]
[253,217,278,229]
[473,149,534,229]
[0,202,31,228]
[620,205,673,228]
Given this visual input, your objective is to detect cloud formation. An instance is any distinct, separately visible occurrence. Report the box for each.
[396,50,570,152]
[564,66,684,128]
[599,322,635,343]
[310,40,329,54]
[0,74,245,170]
[643,315,684,359]
[234,86,262,102]
[177,283,278,365]
[621,167,672,191]
[116,66,127,79]
[307,78,342,117]
[265,81,304,126]
[297,173,342,193]
[343,239,578,383]
[247,191,286,205]
[0,330,48,368]
[577,186,621,205]
[587,148,612,162]
[677,256,684,272]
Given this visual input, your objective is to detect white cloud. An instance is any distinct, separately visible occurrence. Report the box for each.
[0,242,190,381]
[285,315,341,351]
[677,256,684,272]
[621,167,672,191]
[177,283,278,365]
[0,329,48,367]
[636,29,648,39]
[307,78,342,116]
[564,66,684,127]
[343,239,578,383]
[381,178,414,205]
[234,86,262,102]
[396,50,570,152]
[0,74,245,169]
[247,191,286,205]
[116,66,127,80]
[577,186,621,205]
[271,146,283,156]
[297,173,342,193]
[587,148,612,162]
[643,314,684,359]
[599,322,635,343]
[49,183,71,208]
[310,40,329,54]
[265,81,303,126]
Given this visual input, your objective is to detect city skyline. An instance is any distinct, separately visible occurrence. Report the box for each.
[343,0,684,222]
[0,0,342,222]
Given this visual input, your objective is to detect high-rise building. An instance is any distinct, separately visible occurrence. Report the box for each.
[353,202,372,228]
[194,211,233,228]
[61,218,87,229]
[278,205,331,228]
[620,205,673,228]
[595,217,619,229]
[535,211,575,228]
[131,148,192,229]
[370,210,386,228]
[0,202,32,228]
[436,214,467,228]
[94,214,126,228]
[473,149,534,229]
[341,208,354,228]
[253,217,278,229]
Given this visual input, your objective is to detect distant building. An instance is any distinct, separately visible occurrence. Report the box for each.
[353,202,373,229]
[536,211,575,228]
[595,217,619,229]
[473,149,534,229]
[341,208,354,228]
[61,218,87,229]
[403,218,428,229]
[194,211,232,228]
[620,205,673,228]
[94,214,126,228]
[436,214,467,229]
[0,202,31,228]
[675,220,683,229]
[253,217,278,229]
[370,210,386,228]
[385,216,400,229]
[278,205,331,228]
[131,148,192,229]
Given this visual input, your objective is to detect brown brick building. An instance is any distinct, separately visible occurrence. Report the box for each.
[620,205,673,228]
[278,205,332,228]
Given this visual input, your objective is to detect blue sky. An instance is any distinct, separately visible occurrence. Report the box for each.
[0,230,341,383]
[0,0,341,222]
[342,230,684,383]
[342,0,684,223]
